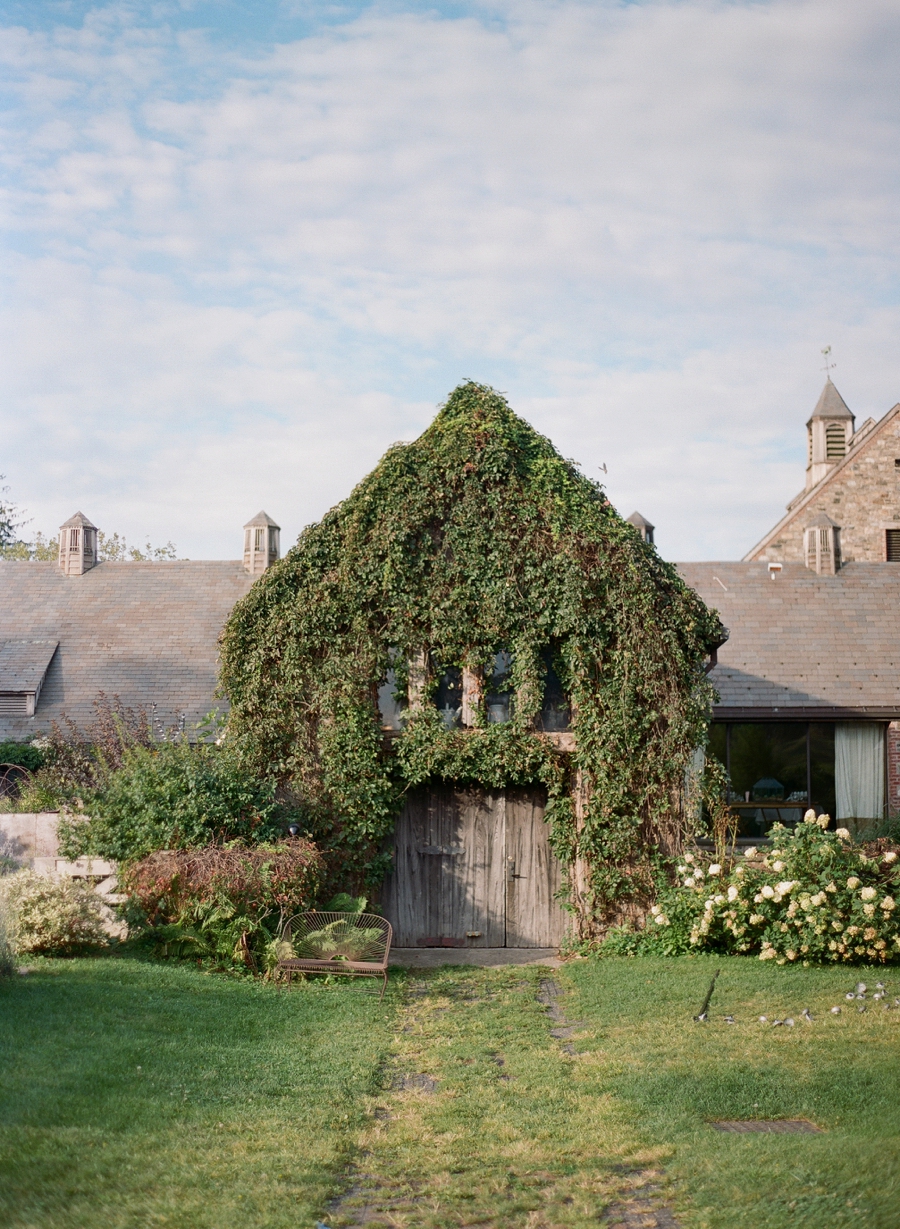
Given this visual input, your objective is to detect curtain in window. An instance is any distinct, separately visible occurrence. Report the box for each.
[835,723,884,821]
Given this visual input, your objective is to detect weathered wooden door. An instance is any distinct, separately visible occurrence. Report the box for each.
[383,786,566,948]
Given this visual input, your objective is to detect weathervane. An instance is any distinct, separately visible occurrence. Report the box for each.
[821,345,836,381]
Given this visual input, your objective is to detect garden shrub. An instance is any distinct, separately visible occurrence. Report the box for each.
[123,840,323,969]
[0,870,109,955]
[607,812,900,965]
[59,740,291,863]
[0,898,14,976]
[0,740,45,774]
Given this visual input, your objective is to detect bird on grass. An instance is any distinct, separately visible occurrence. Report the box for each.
[784,1018,795,1027]
[858,1004,868,1014]
[801,1008,813,1023]
[723,1014,735,1024]
[830,1006,842,1015]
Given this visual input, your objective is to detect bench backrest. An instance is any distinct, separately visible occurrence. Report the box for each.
[280,911,392,967]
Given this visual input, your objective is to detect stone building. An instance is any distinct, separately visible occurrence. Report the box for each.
[673,377,900,832]
[745,379,900,568]
[0,511,280,742]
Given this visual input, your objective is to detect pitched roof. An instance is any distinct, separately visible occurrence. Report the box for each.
[59,511,97,530]
[677,561,900,719]
[808,379,853,421]
[626,511,655,530]
[0,561,254,739]
[243,510,280,528]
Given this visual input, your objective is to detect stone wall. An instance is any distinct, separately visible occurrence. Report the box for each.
[749,407,900,563]
[0,811,60,866]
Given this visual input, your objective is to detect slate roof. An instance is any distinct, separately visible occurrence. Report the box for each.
[0,561,254,740]
[0,640,58,694]
[808,379,853,421]
[676,561,900,720]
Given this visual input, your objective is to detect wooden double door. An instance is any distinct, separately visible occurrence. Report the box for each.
[383,786,566,948]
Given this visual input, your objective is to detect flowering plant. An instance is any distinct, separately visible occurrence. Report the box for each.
[608,812,900,964]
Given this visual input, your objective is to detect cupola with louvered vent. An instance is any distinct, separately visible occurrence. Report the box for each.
[243,511,280,575]
[58,512,98,577]
[626,511,655,545]
[804,512,841,575]
[806,380,855,490]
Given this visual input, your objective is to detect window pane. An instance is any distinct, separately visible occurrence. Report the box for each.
[809,723,836,819]
[539,649,570,731]
[434,666,462,728]
[726,723,808,803]
[485,651,512,723]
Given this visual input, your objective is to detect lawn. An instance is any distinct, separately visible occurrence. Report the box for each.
[0,958,399,1229]
[2,954,899,1228]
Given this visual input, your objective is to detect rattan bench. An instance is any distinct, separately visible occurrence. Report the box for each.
[276,911,393,1000]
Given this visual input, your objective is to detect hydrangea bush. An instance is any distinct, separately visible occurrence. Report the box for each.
[606,812,900,965]
[0,870,109,955]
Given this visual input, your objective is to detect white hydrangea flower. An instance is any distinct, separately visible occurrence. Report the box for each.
[684,852,696,864]
[654,914,669,925]
[836,828,851,840]
[693,868,705,880]
[749,913,765,924]
[847,877,861,890]
[743,847,758,859]
[776,881,795,895]
[860,886,877,901]
[863,904,876,917]
[881,896,896,911]
[761,885,775,899]
[650,904,661,915]
[771,861,785,872]
[734,866,745,877]
[883,852,898,865]
[816,813,830,829]
[708,864,722,876]
[714,894,726,905]
[825,882,837,893]
[727,885,739,902]
[804,809,817,824]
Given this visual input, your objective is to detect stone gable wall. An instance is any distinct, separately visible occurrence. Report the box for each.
[749,410,900,563]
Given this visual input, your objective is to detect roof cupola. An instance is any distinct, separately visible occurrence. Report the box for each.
[626,511,655,545]
[58,512,98,576]
[243,512,280,575]
[804,512,841,575]
[806,380,854,490]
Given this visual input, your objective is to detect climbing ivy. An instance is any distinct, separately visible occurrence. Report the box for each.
[219,382,725,928]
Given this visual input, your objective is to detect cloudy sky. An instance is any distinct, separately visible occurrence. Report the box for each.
[2,0,898,561]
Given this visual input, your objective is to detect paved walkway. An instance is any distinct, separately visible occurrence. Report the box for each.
[388,947,563,968]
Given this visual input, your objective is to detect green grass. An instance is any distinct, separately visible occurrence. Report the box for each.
[565,955,900,1228]
[0,958,399,1228]
[2,955,899,1228]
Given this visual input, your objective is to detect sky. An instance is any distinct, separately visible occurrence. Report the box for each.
[1,0,899,561]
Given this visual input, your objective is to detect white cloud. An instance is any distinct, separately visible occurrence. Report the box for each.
[1,0,899,559]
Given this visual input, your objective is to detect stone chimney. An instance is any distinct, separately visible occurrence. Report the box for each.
[58,512,98,576]
[626,511,655,545]
[243,512,280,575]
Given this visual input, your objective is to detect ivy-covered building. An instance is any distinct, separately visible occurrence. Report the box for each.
[219,383,725,944]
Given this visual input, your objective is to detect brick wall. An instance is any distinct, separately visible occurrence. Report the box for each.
[749,407,900,563]
[889,722,900,820]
